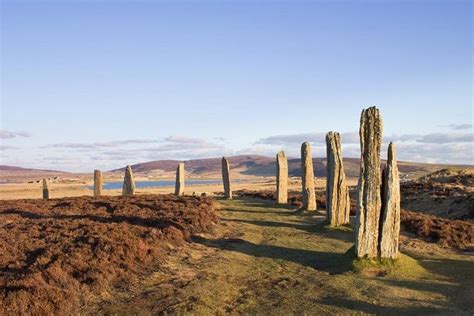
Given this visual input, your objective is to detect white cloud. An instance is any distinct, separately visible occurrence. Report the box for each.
[40,139,160,149]
[448,123,472,130]
[164,135,207,144]
[254,130,473,164]
[384,134,421,142]
[0,145,18,150]
[0,130,31,139]
[417,133,473,144]
[42,143,97,149]
[6,127,474,172]
[95,139,160,147]
[256,132,359,146]
[395,143,474,165]
[30,135,235,171]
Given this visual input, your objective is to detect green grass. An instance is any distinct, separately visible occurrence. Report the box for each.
[351,251,428,279]
[89,197,474,315]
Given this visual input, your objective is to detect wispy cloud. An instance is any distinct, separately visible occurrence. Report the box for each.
[164,135,207,144]
[448,123,472,130]
[417,133,473,144]
[0,145,19,150]
[395,143,473,165]
[0,130,31,139]
[253,130,473,164]
[257,131,473,146]
[143,137,232,158]
[40,139,160,149]
[384,134,421,142]
[213,137,227,142]
[9,128,474,172]
[42,143,97,149]
[256,132,359,145]
[30,135,235,171]
[95,139,161,147]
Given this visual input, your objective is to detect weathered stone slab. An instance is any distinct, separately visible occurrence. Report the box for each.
[301,142,316,211]
[276,151,288,204]
[42,178,49,200]
[326,132,350,226]
[222,157,232,199]
[355,106,383,258]
[175,162,185,196]
[122,165,136,196]
[379,142,401,259]
[94,170,102,197]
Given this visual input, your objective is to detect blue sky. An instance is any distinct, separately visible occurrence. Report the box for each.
[1,0,472,171]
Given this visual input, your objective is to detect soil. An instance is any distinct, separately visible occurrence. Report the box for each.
[0,195,217,315]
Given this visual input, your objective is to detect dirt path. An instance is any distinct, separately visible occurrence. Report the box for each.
[87,198,474,315]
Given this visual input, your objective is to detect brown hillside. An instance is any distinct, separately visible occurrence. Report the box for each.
[110,155,468,180]
[0,166,70,182]
[401,168,474,220]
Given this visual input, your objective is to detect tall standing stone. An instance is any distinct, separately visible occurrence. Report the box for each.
[301,142,317,211]
[94,169,102,197]
[355,106,383,258]
[175,162,185,196]
[276,151,288,204]
[42,178,49,200]
[326,132,350,226]
[122,165,136,196]
[379,142,401,259]
[222,157,232,199]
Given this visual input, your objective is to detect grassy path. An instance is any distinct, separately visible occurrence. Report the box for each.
[89,198,474,315]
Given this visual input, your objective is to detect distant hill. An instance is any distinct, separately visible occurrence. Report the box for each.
[0,165,69,182]
[110,155,470,179]
[0,165,68,173]
[110,155,274,177]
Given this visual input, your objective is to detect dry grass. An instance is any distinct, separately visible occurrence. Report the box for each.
[0,195,217,315]
[401,209,474,249]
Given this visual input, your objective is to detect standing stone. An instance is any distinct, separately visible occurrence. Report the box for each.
[175,162,185,196]
[301,142,317,211]
[355,106,383,258]
[379,142,401,259]
[94,170,102,197]
[221,157,232,199]
[326,132,350,226]
[42,178,49,200]
[276,151,288,204]
[122,165,136,196]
